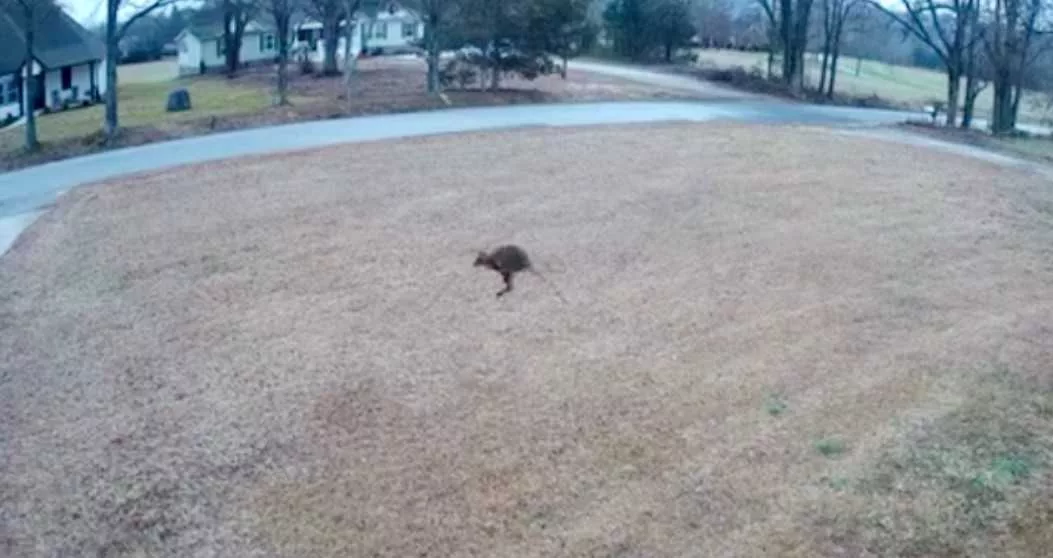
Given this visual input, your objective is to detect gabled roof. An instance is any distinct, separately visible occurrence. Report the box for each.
[0,1,105,74]
[180,16,275,41]
[0,8,23,74]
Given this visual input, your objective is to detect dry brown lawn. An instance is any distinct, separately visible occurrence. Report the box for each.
[3,122,1053,557]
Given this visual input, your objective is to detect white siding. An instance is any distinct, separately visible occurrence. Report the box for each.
[363,16,422,50]
[181,31,278,73]
[296,4,424,59]
[0,103,17,120]
[0,73,18,120]
[311,25,363,65]
[0,74,18,120]
[41,63,96,109]
[96,61,107,95]
[178,33,203,74]
[243,31,278,62]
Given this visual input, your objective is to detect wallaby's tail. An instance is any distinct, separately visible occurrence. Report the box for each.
[529,269,569,304]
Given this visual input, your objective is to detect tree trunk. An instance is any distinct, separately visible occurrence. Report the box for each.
[1010,83,1023,130]
[343,10,356,111]
[275,15,290,105]
[944,70,961,127]
[223,12,238,77]
[560,53,568,79]
[425,14,440,93]
[766,48,774,79]
[104,0,120,139]
[854,56,861,76]
[230,21,245,76]
[489,39,501,91]
[21,5,38,151]
[826,41,840,98]
[962,51,977,129]
[819,0,833,96]
[664,38,673,62]
[780,0,793,85]
[991,75,1015,133]
[818,37,831,94]
[322,15,340,75]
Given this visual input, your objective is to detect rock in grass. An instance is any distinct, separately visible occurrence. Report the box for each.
[166,88,192,112]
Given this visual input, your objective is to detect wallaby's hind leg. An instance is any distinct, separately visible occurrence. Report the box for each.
[496,272,514,297]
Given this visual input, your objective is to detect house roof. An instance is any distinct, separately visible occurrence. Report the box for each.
[0,8,23,74]
[0,1,105,74]
[181,18,274,41]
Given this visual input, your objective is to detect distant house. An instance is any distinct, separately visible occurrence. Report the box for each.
[0,1,108,122]
[295,0,425,63]
[175,20,281,76]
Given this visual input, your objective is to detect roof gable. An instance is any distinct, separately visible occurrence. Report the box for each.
[0,1,104,72]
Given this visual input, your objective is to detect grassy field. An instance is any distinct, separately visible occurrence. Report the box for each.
[0,57,729,170]
[118,58,179,83]
[694,48,1051,125]
[3,122,1052,556]
[0,77,273,152]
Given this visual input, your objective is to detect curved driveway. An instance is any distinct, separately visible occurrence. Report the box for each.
[0,97,995,255]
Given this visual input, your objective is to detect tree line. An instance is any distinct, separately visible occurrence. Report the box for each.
[605,0,1053,132]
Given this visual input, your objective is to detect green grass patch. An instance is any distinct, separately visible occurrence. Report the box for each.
[0,77,273,153]
[691,48,1048,124]
[118,58,178,84]
[821,367,1053,555]
[764,394,788,416]
[814,437,847,458]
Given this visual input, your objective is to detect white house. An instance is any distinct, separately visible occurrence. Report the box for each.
[294,0,425,64]
[176,20,281,76]
[0,2,108,123]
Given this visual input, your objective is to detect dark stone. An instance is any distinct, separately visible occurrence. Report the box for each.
[166,88,192,112]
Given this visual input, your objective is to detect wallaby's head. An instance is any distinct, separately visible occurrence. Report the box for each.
[473,251,490,268]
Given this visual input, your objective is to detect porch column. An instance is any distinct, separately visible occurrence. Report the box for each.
[90,61,97,101]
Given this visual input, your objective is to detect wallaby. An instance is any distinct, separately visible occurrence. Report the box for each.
[473,244,568,303]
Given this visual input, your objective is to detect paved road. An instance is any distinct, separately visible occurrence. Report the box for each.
[0,93,951,256]
[567,59,762,99]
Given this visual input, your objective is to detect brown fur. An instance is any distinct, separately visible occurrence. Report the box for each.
[473,245,567,302]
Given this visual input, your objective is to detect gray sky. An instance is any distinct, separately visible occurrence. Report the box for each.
[64,0,104,24]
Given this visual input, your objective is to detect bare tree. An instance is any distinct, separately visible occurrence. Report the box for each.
[870,0,979,126]
[309,0,343,74]
[756,0,780,78]
[756,0,815,91]
[104,0,175,139]
[412,0,460,92]
[221,0,257,77]
[459,0,523,90]
[263,0,295,104]
[693,0,734,46]
[818,0,860,97]
[983,0,1050,132]
[960,1,985,128]
[342,0,362,110]
[3,0,51,151]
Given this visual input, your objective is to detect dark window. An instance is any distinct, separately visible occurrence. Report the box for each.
[61,67,72,89]
[402,23,416,37]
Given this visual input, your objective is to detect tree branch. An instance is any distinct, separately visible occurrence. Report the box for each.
[117,0,174,39]
[868,0,950,64]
